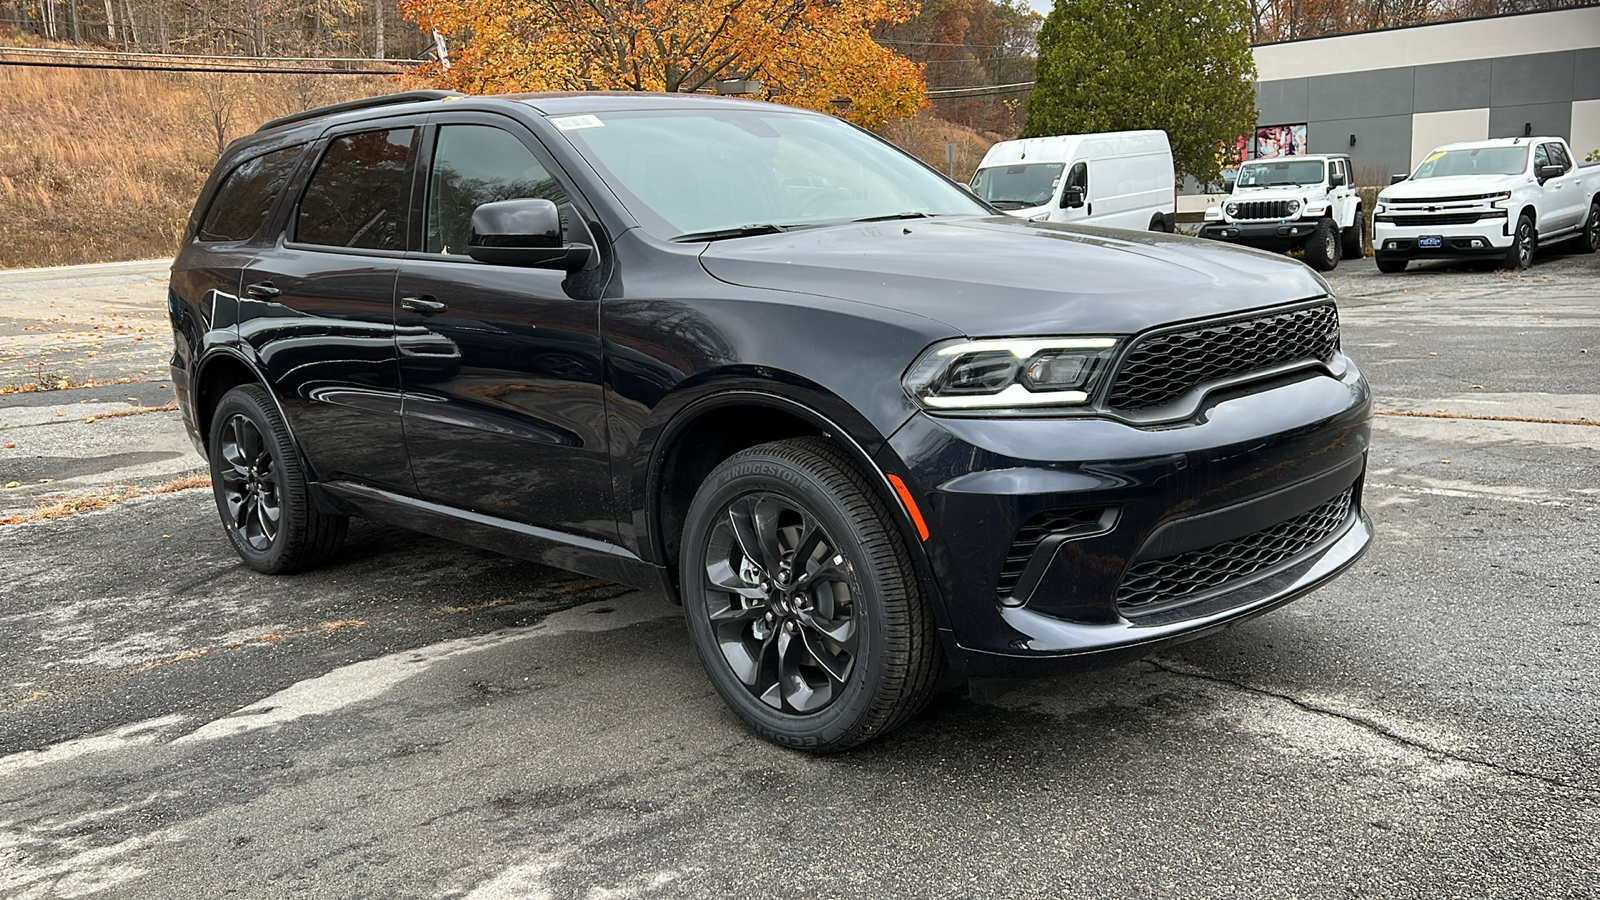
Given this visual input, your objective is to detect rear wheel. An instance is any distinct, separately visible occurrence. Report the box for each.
[679,437,942,752]
[1580,201,1599,254]
[208,385,347,574]
[1303,218,1340,271]
[1503,213,1535,270]
[1341,208,1366,259]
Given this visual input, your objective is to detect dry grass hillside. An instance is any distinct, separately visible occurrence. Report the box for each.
[0,47,392,268]
[0,41,997,270]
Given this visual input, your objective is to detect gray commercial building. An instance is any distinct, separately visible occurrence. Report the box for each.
[1181,6,1600,207]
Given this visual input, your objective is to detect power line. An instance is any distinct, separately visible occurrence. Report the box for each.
[0,58,406,74]
[0,45,418,65]
[925,80,1036,97]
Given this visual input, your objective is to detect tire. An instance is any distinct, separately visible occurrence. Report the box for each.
[679,437,942,752]
[1148,214,1165,233]
[1303,218,1340,271]
[1580,201,1599,255]
[1341,207,1366,259]
[208,384,347,574]
[1503,213,1535,270]
[1376,256,1407,274]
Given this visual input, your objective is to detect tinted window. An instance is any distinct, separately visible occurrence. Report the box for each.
[296,128,417,251]
[198,146,302,243]
[427,125,569,255]
[1534,144,1550,169]
[1549,143,1572,170]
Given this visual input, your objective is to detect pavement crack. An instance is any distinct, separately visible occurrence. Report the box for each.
[1146,657,1600,797]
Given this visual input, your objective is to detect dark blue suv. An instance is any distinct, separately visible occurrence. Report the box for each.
[170,91,1372,751]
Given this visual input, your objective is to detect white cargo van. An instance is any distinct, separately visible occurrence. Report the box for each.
[968,130,1176,231]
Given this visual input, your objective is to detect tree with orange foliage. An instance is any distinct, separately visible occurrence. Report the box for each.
[396,0,927,128]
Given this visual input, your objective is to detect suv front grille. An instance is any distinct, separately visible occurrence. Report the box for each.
[1106,302,1339,412]
[1231,200,1295,220]
[1116,488,1354,615]
[1383,213,1481,226]
[995,508,1107,598]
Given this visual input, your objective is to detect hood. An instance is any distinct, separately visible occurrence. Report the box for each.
[698,216,1329,337]
[1380,174,1526,201]
[1229,185,1322,201]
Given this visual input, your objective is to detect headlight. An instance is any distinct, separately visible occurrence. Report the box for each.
[1488,191,1512,204]
[1224,202,1239,217]
[1287,199,1301,214]
[903,337,1119,411]
[1374,203,1386,214]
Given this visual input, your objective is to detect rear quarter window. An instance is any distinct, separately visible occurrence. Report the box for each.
[196,146,304,243]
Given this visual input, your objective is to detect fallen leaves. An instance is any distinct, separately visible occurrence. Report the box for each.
[0,470,211,526]
[1376,410,1600,427]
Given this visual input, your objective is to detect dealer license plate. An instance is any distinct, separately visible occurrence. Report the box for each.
[1418,235,1443,249]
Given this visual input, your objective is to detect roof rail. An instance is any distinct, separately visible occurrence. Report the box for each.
[257,90,466,133]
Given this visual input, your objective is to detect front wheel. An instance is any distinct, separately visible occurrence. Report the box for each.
[679,437,942,752]
[1503,213,1535,270]
[1304,218,1340,271]
[208,384,347,574]
[1375,256,1407,274]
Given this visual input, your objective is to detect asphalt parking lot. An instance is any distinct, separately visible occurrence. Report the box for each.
[2,250,1598,898]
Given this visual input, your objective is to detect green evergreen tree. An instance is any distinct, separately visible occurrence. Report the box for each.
[1024,0,1257,184]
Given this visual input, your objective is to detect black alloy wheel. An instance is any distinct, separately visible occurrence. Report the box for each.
[1504,213,1535,270]
[208,384,347,574]
[1581,202,1599,254]
[680,437,942,752]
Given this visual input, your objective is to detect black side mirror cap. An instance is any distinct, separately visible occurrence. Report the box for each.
[467,198,592,271]
[1390,174,1409,184]
[1329,172,1346,187]
[1060,186,1086,209]
[1537,164,1565,181]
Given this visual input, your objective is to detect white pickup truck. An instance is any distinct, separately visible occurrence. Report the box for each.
[1373,136,1600,272]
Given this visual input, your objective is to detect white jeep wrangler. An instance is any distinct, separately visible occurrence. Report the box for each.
[1200,154,1364,271]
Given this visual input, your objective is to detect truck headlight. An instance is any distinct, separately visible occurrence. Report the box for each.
[1286,199,1301,215]
[1224,202,1239,217]
[1374,203,1386,214]
[903,337,1119,411]
[1488,191,1512,205]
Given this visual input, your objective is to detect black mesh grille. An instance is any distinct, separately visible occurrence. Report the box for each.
[1107,303,1339,412]
[1383,213,1482,226]
[995,508,1106,598]
[1231,200,1296,220]
[1116,488,1354,615]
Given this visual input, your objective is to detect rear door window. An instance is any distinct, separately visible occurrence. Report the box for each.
[197,146,303,243]
[295,128,419,251]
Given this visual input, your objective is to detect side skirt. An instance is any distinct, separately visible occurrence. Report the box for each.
[314,481,664,592]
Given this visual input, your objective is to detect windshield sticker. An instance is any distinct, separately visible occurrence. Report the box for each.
[1422,150,1445,164]
[551,114,604,131]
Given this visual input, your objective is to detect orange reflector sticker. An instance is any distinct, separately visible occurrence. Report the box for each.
[886,474,930,542]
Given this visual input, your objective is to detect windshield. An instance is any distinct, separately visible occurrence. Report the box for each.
[1236,159,1326,188]
[551,108,989,239]
[1411,147,1528,179]
[969,163,1064,210]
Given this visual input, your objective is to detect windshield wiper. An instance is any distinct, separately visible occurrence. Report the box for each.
[672,224,788,242]
[851,211,933,223]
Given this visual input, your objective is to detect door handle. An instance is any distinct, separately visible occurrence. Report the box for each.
[244,282,280,299]
[401,296,447,314]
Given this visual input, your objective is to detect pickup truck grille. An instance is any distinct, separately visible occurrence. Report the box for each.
[1106,302,1340,412]
[1380,213,1482,226]
[1231,200,1295,220]
[1116,488,1355,616]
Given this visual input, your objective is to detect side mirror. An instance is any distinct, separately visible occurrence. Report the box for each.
[1390,173,1409,184]
[1060,186,1086,209]
[1222,176,1236,193]
[1329,171,1346,187]
[467,198,591,271]
[1536,164,1565,182]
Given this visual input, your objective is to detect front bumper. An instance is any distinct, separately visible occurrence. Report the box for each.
[1199,220,1319,249]
[882,360,1372,678]
[1373,213,1512,260]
